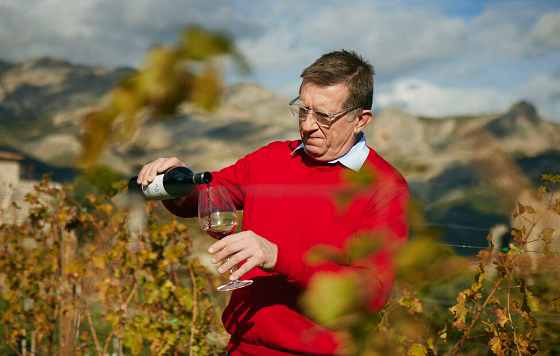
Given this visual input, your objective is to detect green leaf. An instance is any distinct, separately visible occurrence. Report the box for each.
[345,233,383,262]
[300,272,361,328]
[305,245,344,265]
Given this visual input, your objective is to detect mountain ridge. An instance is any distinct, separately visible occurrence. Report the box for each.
[1,57,559,253]
[1,57,558,174]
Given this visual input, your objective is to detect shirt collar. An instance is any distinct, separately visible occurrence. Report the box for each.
[290,132,370,171]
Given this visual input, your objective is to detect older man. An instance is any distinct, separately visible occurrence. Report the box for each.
[137,50,409,355]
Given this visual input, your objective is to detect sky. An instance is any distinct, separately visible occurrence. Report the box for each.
[0,0,559,120]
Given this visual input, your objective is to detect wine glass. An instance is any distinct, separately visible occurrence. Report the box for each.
[198,185,253,291]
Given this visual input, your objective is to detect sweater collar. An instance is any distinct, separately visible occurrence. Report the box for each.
[291,132,369,171]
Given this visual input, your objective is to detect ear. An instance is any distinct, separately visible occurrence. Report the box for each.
[353,109,373,135]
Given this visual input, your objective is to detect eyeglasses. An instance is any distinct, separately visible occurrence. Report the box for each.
[288,97,362,128]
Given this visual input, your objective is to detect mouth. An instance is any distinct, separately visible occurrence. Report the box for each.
[304,137,323,145]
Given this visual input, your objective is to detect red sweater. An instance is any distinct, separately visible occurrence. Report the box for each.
[163,140,409,355]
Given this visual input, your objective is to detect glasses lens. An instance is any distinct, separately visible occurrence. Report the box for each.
[289,103,311,121]
[298,107,310,120]
[288,105,298,118]
[312,111,331,126]
[289,102,304,118]
[288,100,335,127]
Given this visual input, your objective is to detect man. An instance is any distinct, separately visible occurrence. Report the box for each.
[137,50,409,355]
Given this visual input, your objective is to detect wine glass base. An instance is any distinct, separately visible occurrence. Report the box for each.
[217,279,253,292]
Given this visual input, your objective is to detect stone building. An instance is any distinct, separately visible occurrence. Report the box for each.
[0,150,37,224]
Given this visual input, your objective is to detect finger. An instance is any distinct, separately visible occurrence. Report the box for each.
[146,159,164,184]
[162,157,184,171]
[211,240,244,265]
[149,158,179,182]
[217,250,251,274]
[208,232,246,254]
[168,157,185,168]
[140,158,186,186]
[229,256,258,280]
[140,161,159,186]
[137,163,153,185]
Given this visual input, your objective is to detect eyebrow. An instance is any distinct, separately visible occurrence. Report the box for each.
[299,100,335,115]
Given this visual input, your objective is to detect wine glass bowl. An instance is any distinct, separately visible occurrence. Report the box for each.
[198,185,253,291]
[200,211,238,239]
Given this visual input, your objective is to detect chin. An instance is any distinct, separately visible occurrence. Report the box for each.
[303,145,327,159]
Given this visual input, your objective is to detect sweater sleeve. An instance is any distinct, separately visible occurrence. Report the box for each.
[273,178,410,311]
[162,149,253,218]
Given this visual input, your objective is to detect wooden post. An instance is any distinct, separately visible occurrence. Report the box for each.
[21,338,27,356]
[59,229,79,355]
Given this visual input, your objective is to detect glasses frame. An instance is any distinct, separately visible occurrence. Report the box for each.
[288,96,363,128]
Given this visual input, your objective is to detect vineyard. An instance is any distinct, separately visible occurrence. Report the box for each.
[0,174,558,355]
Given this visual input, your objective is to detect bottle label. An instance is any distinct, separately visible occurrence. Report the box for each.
[142,174,171,199]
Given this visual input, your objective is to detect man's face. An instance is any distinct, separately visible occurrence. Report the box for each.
[298,82,362,162]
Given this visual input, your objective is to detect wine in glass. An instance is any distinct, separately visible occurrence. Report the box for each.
[198,185,253,292]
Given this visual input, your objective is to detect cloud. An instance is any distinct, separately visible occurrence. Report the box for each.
[303,3,467,76]
[376,78,511,117]
[0,0,558,119]
[376,73,560,121]
[238,1,468,81]
[530,12,560,50]
[518,72,560,120]
[0,0,263,67]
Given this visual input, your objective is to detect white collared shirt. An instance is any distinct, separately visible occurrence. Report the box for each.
[291,132,370,171]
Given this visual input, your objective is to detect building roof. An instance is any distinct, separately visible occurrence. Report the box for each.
[0,151,24,161]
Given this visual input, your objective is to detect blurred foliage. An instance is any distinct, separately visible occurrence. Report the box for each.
[1,174,558,354]
[0,179,226,355]
[79,25,248,168]
[301,173,560,355]
[73,164,126,199]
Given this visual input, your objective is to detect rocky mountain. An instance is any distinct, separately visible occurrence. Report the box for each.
[1,58,559,253]
[0,57,133,161]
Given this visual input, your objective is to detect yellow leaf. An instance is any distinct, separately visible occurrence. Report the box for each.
[98,203,113,215]
[178,26,234,60]
[525,287,540,312]
[407,343,427,356]
[92,255,105,269]
[495,308,508,327]
[398,295,423,314]
[489,336,505,356]
[190,64,222,111]
[438,326,447,343]
[449,292,468,331]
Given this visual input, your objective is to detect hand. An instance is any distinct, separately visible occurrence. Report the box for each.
[136,157,186,186]
[208,230,278,280]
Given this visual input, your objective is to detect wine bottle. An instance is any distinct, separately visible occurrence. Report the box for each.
[128,167,212,200]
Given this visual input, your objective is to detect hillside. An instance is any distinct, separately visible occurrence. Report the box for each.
[1,57,559,253]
